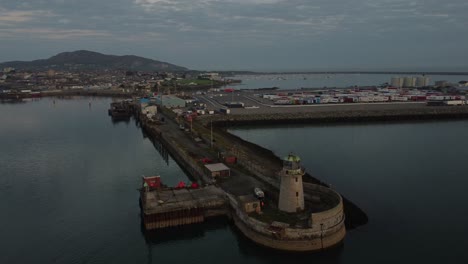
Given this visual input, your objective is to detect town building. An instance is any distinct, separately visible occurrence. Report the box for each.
[237,195,262,214]
[204,163,230,178]
[198,72,220,80]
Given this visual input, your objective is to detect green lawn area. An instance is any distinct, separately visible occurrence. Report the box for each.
[176,79,214,86]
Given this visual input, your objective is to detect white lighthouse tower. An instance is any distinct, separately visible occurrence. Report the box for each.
[278,153,305,213]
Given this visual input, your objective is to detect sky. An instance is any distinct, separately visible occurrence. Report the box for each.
[0,0,467,71]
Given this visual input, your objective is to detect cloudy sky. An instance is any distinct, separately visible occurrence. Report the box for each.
[0,0,467,71]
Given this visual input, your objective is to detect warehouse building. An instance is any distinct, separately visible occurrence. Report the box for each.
[154,95,186,108]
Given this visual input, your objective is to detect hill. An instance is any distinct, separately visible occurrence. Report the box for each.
[0,50,188,71]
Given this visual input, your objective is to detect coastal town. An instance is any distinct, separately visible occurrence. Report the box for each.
[2,66,468,110]
[0,67,239,98]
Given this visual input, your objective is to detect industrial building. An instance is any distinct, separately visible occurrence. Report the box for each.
[416,76,430,87]
[435,80,450,87]
[391,77,403,88]
[391,76,430,88]
[403,77,416,87]
[154,95,186,108]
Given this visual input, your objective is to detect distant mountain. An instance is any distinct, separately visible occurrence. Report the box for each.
[0,50,188,71]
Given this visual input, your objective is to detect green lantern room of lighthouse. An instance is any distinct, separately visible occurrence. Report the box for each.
[283,153,303,175]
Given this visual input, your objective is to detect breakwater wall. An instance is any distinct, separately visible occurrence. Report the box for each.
[131,104,352,251]
[137,112,210,184]
[211,106,468,127]
[209,126,368,229]
[42,90,135,98]
[227,193,346,252]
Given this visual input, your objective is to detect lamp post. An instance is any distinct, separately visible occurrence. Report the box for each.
[320,223,324,250]
[210,118,213,148]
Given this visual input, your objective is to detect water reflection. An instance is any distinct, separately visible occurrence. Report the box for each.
[141,217,228,245]
[230,223,344,264]
[0,98,27,104]
[111,117,131,125]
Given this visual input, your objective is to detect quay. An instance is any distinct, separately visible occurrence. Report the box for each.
[200,101,468,126]
[114,99,360,252]
[140,177,228,230]
[110,96,468,251]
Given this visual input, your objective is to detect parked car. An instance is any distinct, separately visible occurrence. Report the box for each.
[254,187,264,199]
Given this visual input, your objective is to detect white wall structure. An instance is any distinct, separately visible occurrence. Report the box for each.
[403,77,416,87]
[390,77,403,88]
[415,76,430,87]
[278,153,305,213]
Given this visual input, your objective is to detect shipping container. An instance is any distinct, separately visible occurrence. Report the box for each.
[219,108,230,114]
[391,96,409,101]
[410,96,427,101]
[427,95,444,101]
[225,156,237,164]
[444,100,466,106]
[358,97,371,102]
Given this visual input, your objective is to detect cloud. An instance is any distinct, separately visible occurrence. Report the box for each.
[0,28,111,39]
[0,9,55,23]
[0,0,468,70]
[58,18,71,24]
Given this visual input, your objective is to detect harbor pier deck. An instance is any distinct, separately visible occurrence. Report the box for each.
[120,99,364,251]
[140,185,228,230]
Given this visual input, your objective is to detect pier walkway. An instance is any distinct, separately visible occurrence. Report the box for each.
[141,185,228,230]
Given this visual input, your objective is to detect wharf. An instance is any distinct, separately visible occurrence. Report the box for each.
[121,99,363,251]
[140,185,228,230]
[132,100,368,229]
[203,104,468,126]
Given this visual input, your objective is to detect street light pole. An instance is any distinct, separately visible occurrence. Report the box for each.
[320,223,324,250]
[210,119,213,148]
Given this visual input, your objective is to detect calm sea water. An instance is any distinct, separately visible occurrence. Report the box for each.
[230,121,468,263]
[2,98,468,263]
[230,73,468,89]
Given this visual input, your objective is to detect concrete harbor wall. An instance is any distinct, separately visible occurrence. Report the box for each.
[208,125,368,230]
[210,106,468,126]
[137,112,210,184]
[227,194,346,252]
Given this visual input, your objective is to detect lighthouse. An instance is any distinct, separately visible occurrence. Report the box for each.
[278,153,305,213]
